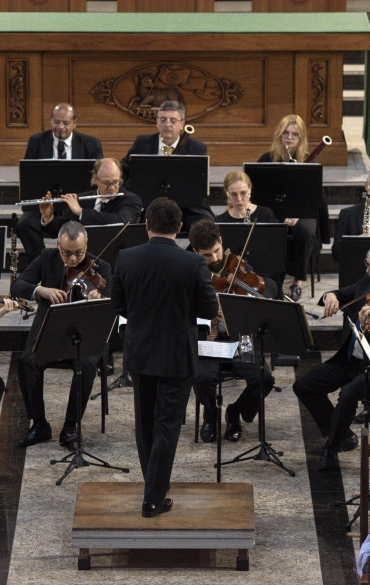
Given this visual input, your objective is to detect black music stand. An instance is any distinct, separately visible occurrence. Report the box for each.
[217,293,313,476]
[243,162,322,219]
[129,154,209,207]
[339,236,370,288]
[33,298,130,485]
[85,224,148,269]
[217,223,287,273]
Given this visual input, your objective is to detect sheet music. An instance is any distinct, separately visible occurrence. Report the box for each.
[198,341,239,359]
[348,317,370,361]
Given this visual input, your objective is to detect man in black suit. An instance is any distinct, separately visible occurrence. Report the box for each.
[111,198,218,517]
[292,254,370,471]
[120,100,214,231]
[39,158,142,236]
[332,203,365,261]
[12,221,111,448]
[17,102,104,264]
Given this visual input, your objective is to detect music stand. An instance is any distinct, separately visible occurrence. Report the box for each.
[129,154,209,207]
[85,224,148,269]
[217,223,287,273]
[33,298,130,485]
[339,236,370,288]
[243,162,322,219]
[218,293,313,476]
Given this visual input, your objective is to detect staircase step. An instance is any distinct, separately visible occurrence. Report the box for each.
[343,64,365,90]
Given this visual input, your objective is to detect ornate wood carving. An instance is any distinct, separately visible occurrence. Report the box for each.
[7,59,28,126]
[309,60,328,126]
[90,62,243,122]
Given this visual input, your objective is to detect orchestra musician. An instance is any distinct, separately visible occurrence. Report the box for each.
[120,100,214,231]
[39,158,142,236]
[111,198,218,517]
[16,103,104,265]
[188,219,275,443]
[257,114,317,302]
[12,221,111,448]
[292,251,370,471]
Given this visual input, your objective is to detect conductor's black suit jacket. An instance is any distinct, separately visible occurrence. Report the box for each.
[11,249,112,349]
[24,130,103,160]
[111,237,218,378]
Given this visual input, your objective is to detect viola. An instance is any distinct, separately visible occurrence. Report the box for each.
[64,257,106,302]
[211,252,265,297]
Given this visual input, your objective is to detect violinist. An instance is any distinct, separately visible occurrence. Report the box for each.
[292,249,370,472]
[188,219,275,444]
[11,221,111,448]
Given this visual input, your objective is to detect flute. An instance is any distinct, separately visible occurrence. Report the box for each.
[16,193,126,206]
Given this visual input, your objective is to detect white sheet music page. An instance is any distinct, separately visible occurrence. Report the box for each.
[198,341,239,359]
[348,317,370,361]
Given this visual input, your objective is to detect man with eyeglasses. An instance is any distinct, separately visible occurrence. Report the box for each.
[17,103,104,264]
[11,221,112,448]
[120,100,214,231]
[39,158,142,237]
[293,249,370,472]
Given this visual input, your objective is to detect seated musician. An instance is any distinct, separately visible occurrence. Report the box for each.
[16,102,104,265]
[11,221,112,448]
[257,114,327,302]
[188,219,275,443]
[40,158,142,237]
[120,100,214,231]
[292,251,370,471]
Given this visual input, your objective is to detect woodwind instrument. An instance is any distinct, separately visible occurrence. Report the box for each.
[16,193,126,206]
[363,193,370,234]
[304,136,332,163]
[9,228,19,287]
[161,125,195,155]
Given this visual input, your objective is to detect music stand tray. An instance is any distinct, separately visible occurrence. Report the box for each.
[129,154,209,208]
[34,298,130,485]
[218,293,313,476]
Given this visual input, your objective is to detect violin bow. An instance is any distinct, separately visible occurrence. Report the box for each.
[317,290,370,321]
[226,219,257,294]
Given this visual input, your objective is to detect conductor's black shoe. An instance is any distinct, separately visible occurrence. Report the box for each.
[318,447,339,472]
[59,424,78,445]
[312,432,358,455]
[200,421,216,443]
[224,406,242,442]
[288,284,302,302]
[18,422,52,447]
[354,410,366,424]
[142,498,173,518]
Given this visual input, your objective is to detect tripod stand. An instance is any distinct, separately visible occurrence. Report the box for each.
[32,299,130,485]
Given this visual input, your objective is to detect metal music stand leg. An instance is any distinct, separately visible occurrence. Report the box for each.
[50,331,130,485]
[215,327,296,477]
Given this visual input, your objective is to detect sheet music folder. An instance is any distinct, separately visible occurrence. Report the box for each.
[348,317,370,361]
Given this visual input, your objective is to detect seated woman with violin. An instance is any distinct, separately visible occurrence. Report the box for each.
[11,221,112,448]
[257,114,316,302]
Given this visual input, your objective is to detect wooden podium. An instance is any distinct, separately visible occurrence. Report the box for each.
[252,0,346,11]
[117,0,213,10]
[0,0,86,10]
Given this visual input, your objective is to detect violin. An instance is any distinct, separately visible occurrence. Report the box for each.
[211,251,265,297]
[64,257,106,302]
[0,297,34,314]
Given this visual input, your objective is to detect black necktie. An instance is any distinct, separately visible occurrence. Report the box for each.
[57,140,66,159]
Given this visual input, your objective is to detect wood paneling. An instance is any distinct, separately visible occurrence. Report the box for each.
[117,0,213,11]
[252,0,346,11]
[0,0,85,11]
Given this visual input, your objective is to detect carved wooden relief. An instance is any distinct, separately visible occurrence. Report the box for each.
[309,60,328,126]
[7,59,28,126]
[90,62,244,122]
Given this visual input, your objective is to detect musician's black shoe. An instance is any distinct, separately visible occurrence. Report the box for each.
[288,284,302,302]
[142,498,173,518]
[200,421,216,443]
[224,406,242,442]
[354,410,366,424]
[18,421,52,447]
[318,447,339,472]
[59,423,78,445]
[311,432,358,455]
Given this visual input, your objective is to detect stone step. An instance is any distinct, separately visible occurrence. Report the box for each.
[343,89,364,116]
[343,64,365,90]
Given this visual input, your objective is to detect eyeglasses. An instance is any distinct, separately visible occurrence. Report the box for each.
[282,131,300,139]
[59,245,86,258]
[228,191,250,199]
[51,119,74,127]
[364,258,370,268]
[96,178,121,187]
[157,117,183,125]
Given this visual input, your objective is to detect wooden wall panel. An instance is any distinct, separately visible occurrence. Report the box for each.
[117,0,213,11]
[0,0,86,11]
[252,0,346,11]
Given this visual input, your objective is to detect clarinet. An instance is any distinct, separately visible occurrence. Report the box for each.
[9,228,19,288]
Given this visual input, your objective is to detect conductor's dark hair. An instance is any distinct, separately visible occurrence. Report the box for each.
[145,197,182,235]
[58,221,87,241]
[189,220,220,251]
